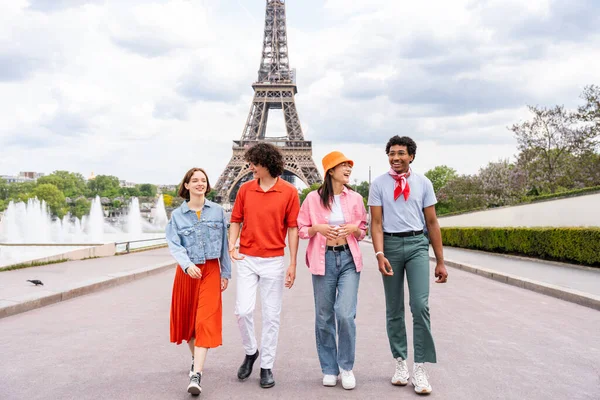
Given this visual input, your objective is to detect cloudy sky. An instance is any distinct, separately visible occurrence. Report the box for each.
[1,0,600,187]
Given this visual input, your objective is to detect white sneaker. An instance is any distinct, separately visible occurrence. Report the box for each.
[340,369,356,390]
[391,357,409,386]
[187,372,202,395]
[322,374,338,387]
[412,363,432,394]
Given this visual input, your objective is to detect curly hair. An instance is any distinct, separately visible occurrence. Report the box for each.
[244,142,284,178]
[385,135,417,163]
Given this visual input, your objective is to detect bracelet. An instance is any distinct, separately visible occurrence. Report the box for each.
[375,251,384,257]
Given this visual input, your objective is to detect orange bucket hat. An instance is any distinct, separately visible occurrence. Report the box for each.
[322,151,354,173]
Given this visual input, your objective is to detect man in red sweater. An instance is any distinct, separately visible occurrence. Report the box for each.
[228,142,300,389]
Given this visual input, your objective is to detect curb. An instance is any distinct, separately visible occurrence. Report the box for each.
[442,246,599,273]
[435,257,600,311]
[0,262,176,320]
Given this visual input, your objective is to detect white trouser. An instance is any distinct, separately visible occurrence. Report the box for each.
[235,254,286,369]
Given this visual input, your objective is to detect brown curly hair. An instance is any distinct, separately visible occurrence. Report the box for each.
[244,142,284,178]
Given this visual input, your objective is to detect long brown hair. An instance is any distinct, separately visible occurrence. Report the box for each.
[178,168,211,201]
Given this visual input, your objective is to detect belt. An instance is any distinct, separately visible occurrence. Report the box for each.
[326,244,350,252]
[383,230,423,238]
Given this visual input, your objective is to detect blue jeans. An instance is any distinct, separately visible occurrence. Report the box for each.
[312,248,361,375]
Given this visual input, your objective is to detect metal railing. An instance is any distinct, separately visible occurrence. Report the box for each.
[115,237,167,254]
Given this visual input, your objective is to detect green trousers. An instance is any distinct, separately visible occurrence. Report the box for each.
[382,234,437,363]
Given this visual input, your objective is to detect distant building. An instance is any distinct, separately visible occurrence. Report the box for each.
[119,180,136,188]
[159,184,177,192]
[19,171,44,180]
[88,171,96,180]
[0,175,34,184]
[1,171,44,183]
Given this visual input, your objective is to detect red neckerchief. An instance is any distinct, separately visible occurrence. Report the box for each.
[389,168,410,201]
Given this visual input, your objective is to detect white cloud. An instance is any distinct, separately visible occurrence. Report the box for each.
[1,0,599,188]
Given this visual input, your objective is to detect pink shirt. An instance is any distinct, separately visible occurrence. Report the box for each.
[298,187,368,275]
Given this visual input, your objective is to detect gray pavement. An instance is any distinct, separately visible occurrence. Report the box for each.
[431,246,600,310]
[0,241,599,399]
[0,248,175,318]
[438,247,600,297]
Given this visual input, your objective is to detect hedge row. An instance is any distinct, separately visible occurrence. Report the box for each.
[441,227,600,266]
[523,186,600,203]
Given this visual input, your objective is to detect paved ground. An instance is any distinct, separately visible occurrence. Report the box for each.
[438,247,600,297]
[0,248,174,316]
[1,241,599,399]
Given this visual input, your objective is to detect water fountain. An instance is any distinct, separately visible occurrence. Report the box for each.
[0,195,169,267]
[153,195,168,229]
[126,197,143,237]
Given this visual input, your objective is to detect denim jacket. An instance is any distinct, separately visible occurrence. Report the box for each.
[165,200,231,279]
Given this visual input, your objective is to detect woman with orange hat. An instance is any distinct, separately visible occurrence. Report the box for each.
[297,151,368,390]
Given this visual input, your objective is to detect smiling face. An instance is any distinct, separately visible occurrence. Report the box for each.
[184,170,208,197]
[387,144,414,174]
[249,162,270,180]
[329,161,353,185]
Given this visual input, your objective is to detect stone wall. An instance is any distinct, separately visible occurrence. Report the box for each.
[438,193,600,227]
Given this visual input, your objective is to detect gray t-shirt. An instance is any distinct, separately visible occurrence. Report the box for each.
[367,170,437,232]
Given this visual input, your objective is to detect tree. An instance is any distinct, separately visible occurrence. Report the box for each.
[88,175,120,197]
[437,174,488,213]
[206,190,216,201]
[578,84,600,138]
[31,184,67,218]
[7,181,36,202]
[124,187,141,197]
[425,165,458,194]
[37,171,87,198]
[137,183,157,197]
[71,197,91,219]
[510,105,598,192]
[0,178,8,201]
[299,183,320,204]
[351,181,369,199]
[163,194,173,207]
[566,151,600,189]
[478,160,527,206]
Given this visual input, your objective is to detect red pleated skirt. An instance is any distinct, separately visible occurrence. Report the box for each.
[170,259,223,348]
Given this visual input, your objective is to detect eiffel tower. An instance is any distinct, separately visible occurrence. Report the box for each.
[213,0,322,207]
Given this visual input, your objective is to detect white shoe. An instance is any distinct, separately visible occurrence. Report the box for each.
[187,372,202,395]
[412,363,432,394]
[391,357,409,386]
[340,369,356,390]
[322,374,338,387]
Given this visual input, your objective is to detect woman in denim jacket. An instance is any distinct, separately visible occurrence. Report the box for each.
[297,151,368,390]
[166,167,231,395]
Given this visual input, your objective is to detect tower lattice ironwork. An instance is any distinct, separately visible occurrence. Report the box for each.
[214,0,322,206]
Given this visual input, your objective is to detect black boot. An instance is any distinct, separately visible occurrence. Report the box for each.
[237,350,259,380]
[260,368,275,388]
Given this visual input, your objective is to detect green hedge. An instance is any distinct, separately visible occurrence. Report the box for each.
[441,227,600,266]
[523,186,600,203]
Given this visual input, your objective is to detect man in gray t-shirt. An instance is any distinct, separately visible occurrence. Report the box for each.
[367,135,448,395]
